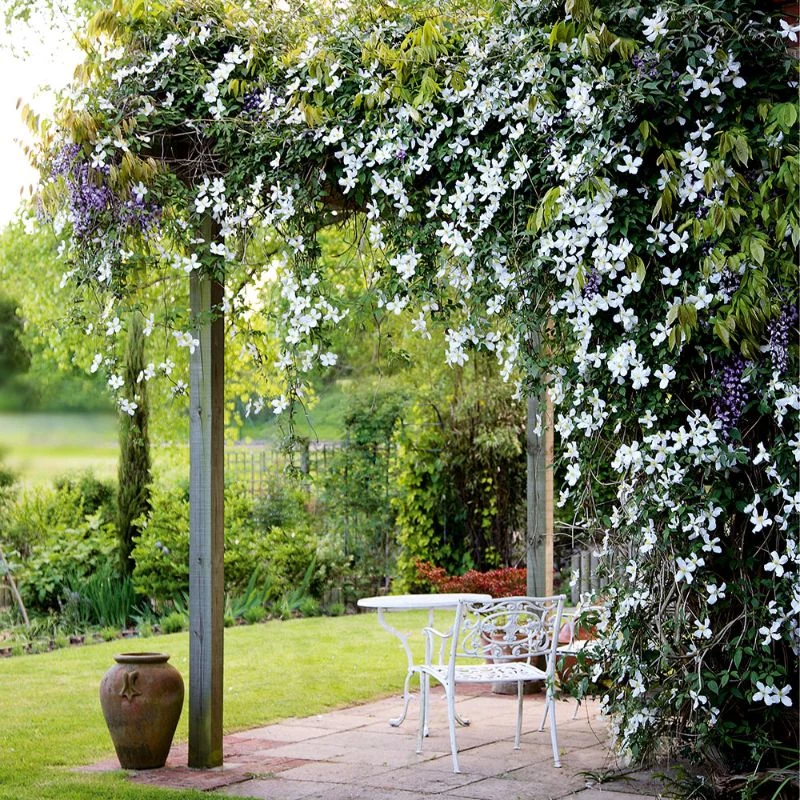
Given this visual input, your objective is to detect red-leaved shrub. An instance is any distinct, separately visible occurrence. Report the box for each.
[415,560,526,597]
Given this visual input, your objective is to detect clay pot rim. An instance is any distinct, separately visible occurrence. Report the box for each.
[113,652,171,664]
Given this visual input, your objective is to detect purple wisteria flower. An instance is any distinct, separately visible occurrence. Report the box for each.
[768,304,798,375]
[712,355,749,440]
[582,265,601,298]
[50,142,160,239]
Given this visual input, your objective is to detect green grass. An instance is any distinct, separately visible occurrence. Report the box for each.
[238,382,349,442]
[0,412,119,486]
[0,611,440,799]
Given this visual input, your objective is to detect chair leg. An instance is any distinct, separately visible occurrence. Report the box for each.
[538,693,548,731]
[446,685,461,773]
[547,689,561,768]
[416,673,428,755]
[514,681,523,749]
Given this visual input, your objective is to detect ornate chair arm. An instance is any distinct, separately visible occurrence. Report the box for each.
[421,626,453,666]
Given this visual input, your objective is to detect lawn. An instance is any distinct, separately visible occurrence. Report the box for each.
[0,412,119,486]
[0,611,436,799]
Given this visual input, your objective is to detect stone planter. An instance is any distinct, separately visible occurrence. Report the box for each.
[99,652,184,769]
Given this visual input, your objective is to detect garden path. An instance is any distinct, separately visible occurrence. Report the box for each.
[86,687,671,799]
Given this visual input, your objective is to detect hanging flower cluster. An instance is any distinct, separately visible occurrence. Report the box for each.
[31,0,798,773]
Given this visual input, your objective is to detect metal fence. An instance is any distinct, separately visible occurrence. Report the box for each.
[224,442,339,496]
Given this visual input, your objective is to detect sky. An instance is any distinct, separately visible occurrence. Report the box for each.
[0,7,80,227]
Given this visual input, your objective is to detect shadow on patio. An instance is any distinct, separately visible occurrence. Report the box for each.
[86,687,670,799]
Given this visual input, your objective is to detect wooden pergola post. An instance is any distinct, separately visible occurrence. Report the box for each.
[188,225,225,768]
[526,390,554,598]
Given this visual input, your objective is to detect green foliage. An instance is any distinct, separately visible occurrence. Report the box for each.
[393,369,526,589]
[53,472,115,519]
[17,516,117,612]
[73,563,138,629]
[0,294,31,387]
[132,481,324,606]
[1,480,91,556]
[319,387,408,597]
[117,312,152,575]
[159,610,187,634]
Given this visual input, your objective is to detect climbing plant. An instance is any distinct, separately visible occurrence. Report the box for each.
[29,0,799,779]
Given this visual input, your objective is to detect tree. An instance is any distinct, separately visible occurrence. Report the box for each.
[117,312,151,576]
[0,294,30,386]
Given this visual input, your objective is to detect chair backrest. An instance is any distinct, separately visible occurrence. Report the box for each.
[453,595,565,667]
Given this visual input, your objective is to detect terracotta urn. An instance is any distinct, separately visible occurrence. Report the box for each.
[99,652,184,769]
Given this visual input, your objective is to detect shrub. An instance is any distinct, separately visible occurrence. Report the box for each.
[159,611,186,634]
[318,388,408,598]
[54,473,115,520]
[17,515,117,612]
[2,481,92,557]
[132,481,325,607]
[415,560,527,597]
[393,375,527,590]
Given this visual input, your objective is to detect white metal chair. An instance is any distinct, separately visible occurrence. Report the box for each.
[415,595,565,773]
[539,603,603,729]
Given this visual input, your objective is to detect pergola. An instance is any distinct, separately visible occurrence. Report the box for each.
[186,263,554,767]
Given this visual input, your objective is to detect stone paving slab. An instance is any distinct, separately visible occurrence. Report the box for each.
[86,688,667,798]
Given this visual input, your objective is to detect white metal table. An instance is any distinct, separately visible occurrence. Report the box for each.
[357,593,492,728]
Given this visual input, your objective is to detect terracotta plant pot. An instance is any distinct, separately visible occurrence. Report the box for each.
[99,652,184,769]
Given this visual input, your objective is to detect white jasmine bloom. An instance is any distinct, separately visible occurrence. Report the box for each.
[775,684,793,706]
[759,620,782,646]
[271,395,288,415]
[706,582,726,605]
[668,230,689,254]
[630,362,651,390]
[642,8,669,42]
[118,397,138,416]
[693,617,712,639]
[689,689,707,709]
[750,506,773,534]
[752,442,771,465]
[764,551,788,577]
[108,373,124,390]
[753,681,776,705]
[629,671,646,697]
[675,556,696,584]
[106,317,122,336]
[411,313,431,340]
[320,352,338,367]
[131,182,148,202]
[617,153,643,174]
[565,463,581,486]
[655,364,676,389]
[173,330,200,354]
[385,294,408,315]
[90,354,103,374]
[779,19,800,42]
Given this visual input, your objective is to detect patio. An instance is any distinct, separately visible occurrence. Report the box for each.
[86,687,670,799]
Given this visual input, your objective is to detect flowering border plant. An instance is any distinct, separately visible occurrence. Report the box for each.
[30,0,799,777]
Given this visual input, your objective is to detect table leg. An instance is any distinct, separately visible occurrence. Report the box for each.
[377,608,417,728]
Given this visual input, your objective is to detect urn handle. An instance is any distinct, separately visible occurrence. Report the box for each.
[119,670,142,701]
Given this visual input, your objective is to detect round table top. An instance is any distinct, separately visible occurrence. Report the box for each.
[357,593,492,611]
